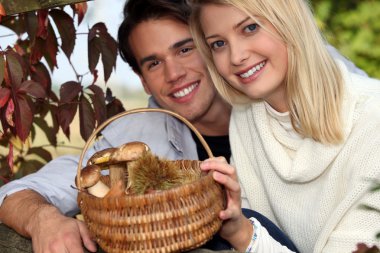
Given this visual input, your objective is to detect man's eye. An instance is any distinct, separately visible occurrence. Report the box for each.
[244,23,258,33]
[148,60,160,70]
[210,40,225,50]
[180,47,193,54]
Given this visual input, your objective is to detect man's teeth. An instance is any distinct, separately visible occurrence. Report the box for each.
[240,62,266,78]
[173,83,198,98]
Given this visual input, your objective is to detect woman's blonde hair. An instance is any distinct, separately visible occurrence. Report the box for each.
[189,0,344,144]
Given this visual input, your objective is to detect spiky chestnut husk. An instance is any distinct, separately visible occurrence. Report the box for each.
[126,152,200,195]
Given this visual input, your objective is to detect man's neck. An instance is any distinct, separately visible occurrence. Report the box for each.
[192,98,231,136]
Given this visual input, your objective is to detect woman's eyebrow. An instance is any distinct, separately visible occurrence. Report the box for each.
[205,16,251,40]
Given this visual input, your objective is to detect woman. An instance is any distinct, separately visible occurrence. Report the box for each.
[189,0,380,252]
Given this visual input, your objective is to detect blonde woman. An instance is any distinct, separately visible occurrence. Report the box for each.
[189,0,380,252]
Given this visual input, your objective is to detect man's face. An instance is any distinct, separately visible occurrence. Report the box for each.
[128,18,219,122]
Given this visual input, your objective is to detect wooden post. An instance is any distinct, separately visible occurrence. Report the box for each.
[0,0,91,15]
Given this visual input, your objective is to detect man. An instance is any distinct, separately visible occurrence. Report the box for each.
[0,0,365,252]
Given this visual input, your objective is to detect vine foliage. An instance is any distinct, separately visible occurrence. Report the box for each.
[0,1,125,184]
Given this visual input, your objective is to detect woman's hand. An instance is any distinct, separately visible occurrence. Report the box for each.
[201,157,253,251]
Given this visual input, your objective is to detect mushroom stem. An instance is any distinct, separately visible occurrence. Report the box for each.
[109,164,126,189]
[88,181,110,198]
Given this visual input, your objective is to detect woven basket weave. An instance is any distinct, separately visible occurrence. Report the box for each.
[76,108,225,253]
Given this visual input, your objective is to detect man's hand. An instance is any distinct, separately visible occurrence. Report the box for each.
[0,190,97,253]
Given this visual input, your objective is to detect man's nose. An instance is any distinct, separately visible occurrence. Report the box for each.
[164,58,186,83]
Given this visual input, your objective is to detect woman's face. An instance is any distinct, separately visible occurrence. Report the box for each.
[200,4,289,112]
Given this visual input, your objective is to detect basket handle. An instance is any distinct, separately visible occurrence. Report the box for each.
[76,108,214,190]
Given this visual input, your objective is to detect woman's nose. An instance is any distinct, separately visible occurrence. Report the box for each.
[230,41,249,66]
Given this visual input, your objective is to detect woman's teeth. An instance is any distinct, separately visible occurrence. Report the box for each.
[240,62,266,78]
[173,82,198,98]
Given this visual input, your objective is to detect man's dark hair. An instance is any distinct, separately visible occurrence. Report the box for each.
[118,0,191,74]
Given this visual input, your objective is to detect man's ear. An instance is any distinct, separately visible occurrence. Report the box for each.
[137,73,152,95]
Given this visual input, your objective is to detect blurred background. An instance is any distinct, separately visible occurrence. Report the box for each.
[0,0,379,181]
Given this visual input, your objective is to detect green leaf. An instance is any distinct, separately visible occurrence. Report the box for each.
[33,117,57,146]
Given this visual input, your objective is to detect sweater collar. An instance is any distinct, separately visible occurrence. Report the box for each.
[251,62,357,182]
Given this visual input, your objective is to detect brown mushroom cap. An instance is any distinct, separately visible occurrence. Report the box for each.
[87,147,117,166]
[78,164,102,188]
[110,141,150,163]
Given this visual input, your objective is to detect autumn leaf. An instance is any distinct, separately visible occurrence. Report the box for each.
[0,54,5,85]
[18,80,46,99]
[5,99,15,127]
[36,10,49,39]
[58,81,82,139]
[88,23,117,83]
[28,147,53,163]
[0,88,11,108]
[79,95,95,141]
[87,84,106,125]
[0,3,6,22]
[50,9,76,59]
[71,2,87,25]
[14,94,33,142]
[5,49,25,87]
[30,62,51,92]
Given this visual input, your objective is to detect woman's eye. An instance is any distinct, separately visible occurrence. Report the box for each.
[244,23,258,33]
[210,40,225,50]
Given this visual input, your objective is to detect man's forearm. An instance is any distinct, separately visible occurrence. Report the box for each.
[0,189,60,238]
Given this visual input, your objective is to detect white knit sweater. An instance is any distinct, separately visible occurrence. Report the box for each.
[230,64,380,253]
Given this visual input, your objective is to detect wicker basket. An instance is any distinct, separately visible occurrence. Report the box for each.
[76,108,225,253]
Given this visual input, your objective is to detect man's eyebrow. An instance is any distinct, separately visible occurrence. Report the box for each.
[139,38,194,67]
[140,55,157,67]
[170,38,193,49]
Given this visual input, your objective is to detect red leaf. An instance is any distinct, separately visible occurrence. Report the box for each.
[50,9,76,59]
[106,98,125,119]
[25,12,38,41]
[5,99,14,127]
[88,35,101,74]
[72,2,87,25]
[30,62,51,92]
[5,49,25,87]
[0,87,11,108]
[43,23,59,70]
[18,80,46,99]
[88,23,117,82]
[0,3,6,17]
[100,33,118,83]
[0,14,27,36]
[59,81,82,103]
[0,54,5,85]
[79,95,95,141]
[30,37,44,64]
[88,84,106,124]
[14,94,33,142]
[36,10,49,39]
[58,102,77,139]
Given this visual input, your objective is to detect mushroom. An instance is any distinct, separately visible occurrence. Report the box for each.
[104,180,125,198]
[77,164,110,198]
[87,142,150,189]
